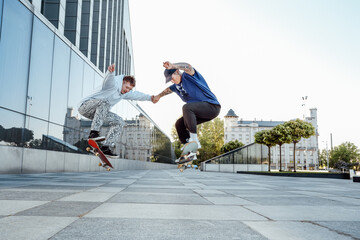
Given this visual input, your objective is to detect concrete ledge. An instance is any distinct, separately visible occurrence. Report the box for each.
[0,146,175,174]
[237,171,350,179]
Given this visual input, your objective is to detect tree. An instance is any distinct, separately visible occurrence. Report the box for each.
[319,149,329,169]
[283,119,315,172]
[330,142,360,170]
[254,130,277,172]
[171,125,182,158]
[271,124,292,171]
[220,140,244,154]
[170,117,224,163]
[197,117,224,162]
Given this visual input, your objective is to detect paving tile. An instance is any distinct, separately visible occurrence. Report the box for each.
[315,221,360,239]
[241,196,345,206]
[0,200,48,215]
[85,203,266,220]
[204,196,258,205]
[246,205,360,221]
[51,218,267,240]
[87,187,124,193]
[0,191,74,201]
[58,192,118,202]
[321,196,360,205]
[15,201,102,217]
[17,185,94,191]
[108,192,211,205]
[193,189,227,196]
[121,187,194,194]
[243,221,353,240]
[0,216,76,240]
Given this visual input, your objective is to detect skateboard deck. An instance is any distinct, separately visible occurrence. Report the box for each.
[177,141,198,172]
[86,139,113,171]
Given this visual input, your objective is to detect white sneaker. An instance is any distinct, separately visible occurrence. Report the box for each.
[187,138,201,149]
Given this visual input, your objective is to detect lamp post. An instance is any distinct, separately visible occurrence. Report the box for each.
[322,140,329,171]
[326,141,329,171]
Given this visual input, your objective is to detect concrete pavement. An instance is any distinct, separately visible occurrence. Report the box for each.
[0,169,359,239]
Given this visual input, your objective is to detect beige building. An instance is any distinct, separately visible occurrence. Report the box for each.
[224,108,319,170]
[64,108,154,161]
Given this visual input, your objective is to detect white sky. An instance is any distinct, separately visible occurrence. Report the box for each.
[129,0,360,150]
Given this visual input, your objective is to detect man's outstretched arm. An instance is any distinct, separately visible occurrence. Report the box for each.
[163,61,195,76]
[153,87,173,103]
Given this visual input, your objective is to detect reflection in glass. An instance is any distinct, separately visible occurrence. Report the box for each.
[63,103,174,162]
[68,51,84,119]
[27,17,54,120]
[48,123,84,153]
[82,63,95,97]
[49,36,71,125]
[24,117,49,150]
[0,0,3,37]
[0,108,25,147]
[0,0,32,113]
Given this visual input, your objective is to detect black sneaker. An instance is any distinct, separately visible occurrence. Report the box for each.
[88,130,105,142]
[100,146,117,157]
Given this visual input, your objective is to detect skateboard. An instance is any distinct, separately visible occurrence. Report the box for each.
[177,141,198,172]
[86,139,113,171]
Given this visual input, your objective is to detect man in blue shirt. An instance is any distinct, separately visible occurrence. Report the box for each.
[153,61,221,150]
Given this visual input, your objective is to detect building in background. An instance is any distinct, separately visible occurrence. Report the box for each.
[224,108,319,170]
[0,0,173,173]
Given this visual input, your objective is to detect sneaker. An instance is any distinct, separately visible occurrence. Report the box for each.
[100,146,117,157]
[186,138,201,149]
[88,130,105,142]
[178,152,197,164]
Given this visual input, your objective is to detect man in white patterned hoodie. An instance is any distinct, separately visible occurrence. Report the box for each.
[78,64,155,156]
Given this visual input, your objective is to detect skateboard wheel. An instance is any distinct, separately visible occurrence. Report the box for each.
[179,168,184,172]
[86,147,91,152]
[98,163,102,166]
[107,168,111,171]
[95,152,99,157]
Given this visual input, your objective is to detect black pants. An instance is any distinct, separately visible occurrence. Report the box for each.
[175,102,221,144]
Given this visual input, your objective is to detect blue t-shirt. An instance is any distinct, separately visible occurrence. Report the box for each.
[169,69,220,105]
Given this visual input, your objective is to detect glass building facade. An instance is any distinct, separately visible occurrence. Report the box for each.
[0,0,174,173]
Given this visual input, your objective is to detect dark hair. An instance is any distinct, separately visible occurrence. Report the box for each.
[123,76,136,87]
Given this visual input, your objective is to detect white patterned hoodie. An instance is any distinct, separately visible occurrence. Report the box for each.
[78,71,151,108]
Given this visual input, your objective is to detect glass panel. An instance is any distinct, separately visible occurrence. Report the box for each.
[65,17,76,29]
[0,108,25,147]
[67,51,84,119]
[47,123,84,153]
[82,63,95,97]
[0,0,3,37]
[262,144,269,165]
[25,116,49,150]
[0,0,32,113]
[27,17,54,120]
[94,72,102,89]
[49,36,70,125]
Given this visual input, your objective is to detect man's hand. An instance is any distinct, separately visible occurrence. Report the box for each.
[163,61,173,69]
[151,95,160,104]
[108,64,115,73]
[163,61,195,75]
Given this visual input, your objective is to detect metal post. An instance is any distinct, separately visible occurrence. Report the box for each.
[326,141,329,171]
